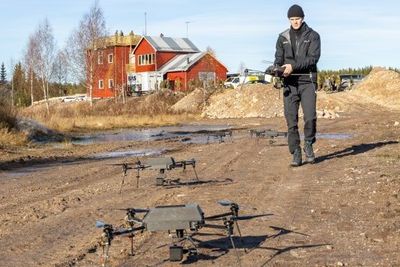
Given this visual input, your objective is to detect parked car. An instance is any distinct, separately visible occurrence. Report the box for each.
[339,74,365,90]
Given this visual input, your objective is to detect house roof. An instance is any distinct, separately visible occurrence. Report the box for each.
[135,36,200,53]
[157,52,206,73]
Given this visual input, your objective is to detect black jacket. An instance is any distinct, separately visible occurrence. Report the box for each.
[274,22,320,84]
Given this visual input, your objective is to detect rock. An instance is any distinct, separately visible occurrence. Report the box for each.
[394,121,399,126]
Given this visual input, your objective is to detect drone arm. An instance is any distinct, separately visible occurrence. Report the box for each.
[201,223,228,230]
[204,212,233,220]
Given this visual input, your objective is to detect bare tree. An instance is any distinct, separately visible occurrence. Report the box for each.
[53,51,68,95]
[23,19,56,113]
[65,0,107,106]
[23,34,40,106]
[37,18,57,113]
[238,62,246,75]
[206,46,216,57]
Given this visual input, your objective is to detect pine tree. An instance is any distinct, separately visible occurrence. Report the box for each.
[13,62,30,106]
[0,62,6,84]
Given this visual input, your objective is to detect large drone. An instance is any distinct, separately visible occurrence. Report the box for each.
[96,201,272,266]
[114,157,199,191]
[249,129,288,144]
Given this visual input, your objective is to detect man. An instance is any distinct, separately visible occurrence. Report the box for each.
[274,4,321,166]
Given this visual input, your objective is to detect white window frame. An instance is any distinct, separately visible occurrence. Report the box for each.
[99,80,104,89]
[98,51,103,64]
[108,79,114,88]
[108,53,113,63]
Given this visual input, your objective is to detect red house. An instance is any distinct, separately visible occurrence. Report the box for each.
[90,31,141,98]
[128,35,228,91]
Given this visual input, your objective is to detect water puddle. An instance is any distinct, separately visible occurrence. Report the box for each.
[72,124,233,145]
[316,133,353,140]
[90,148,166,159]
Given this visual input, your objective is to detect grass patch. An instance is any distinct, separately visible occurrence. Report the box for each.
[47,114,199,132]
[20,90,202,132]
[0,128,28,148]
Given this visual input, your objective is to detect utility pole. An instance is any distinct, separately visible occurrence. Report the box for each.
[185,21,191,38]
[144,12,147,35]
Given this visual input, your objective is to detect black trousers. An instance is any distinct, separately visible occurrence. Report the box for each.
[283,82,317,154]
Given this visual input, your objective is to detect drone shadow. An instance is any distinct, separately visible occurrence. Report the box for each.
[183,225,327,265]
[315,140,398,164]
[162,178,234,189]
[180,235,269,264]
[258,243,329,266]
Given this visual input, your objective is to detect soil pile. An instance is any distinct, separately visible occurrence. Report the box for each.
[202,84,283,119]
[170,88,210,113]
[351,68,400,110]
[202,84,340,119]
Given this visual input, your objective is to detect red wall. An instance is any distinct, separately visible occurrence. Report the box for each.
[156,52,179,68]
[166,54,227,91]
[92,46,130,98]
[134,39,156,72]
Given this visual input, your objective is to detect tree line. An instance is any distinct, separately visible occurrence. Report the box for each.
[0,1,107,111]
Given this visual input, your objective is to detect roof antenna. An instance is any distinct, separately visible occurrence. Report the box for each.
[144,12,147,35]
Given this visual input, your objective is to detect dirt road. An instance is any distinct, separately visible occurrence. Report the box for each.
[0,108,399,267]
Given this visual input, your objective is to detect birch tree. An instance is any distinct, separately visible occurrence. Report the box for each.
[36,18,56,113]
[65,0,107,106]
[23,19,56,113]
[24,35,39,106]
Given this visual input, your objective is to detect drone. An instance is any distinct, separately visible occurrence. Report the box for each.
[96,200,272,266]
[114,157,199,190]
[249,129,287,145]
[206,130,233,144]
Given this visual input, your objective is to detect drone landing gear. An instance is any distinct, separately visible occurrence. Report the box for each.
[169,245,184,261]
[169,229,199,262]
[156,166,199,187]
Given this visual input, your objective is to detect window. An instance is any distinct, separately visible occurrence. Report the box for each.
[138,53,155,65]
[98,51,103,64]
[108,79,114,88]
[108,53,113,63]
[99,80,104,89]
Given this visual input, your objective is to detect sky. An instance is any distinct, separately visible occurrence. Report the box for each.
[1,0,400,77]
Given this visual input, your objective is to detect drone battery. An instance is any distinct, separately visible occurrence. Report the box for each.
[156,177,164,186]
[169,245,183,261]
[143,204,204,231]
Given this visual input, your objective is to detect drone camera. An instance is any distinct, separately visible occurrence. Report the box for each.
[156,177,165,186]
[169,245,184,261]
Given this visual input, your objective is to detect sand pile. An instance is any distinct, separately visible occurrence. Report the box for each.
[170,88,210,113]
[202,84,284,119]
[351,68,400,110]
[201,84,340,119]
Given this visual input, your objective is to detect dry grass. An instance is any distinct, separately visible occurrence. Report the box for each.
[0,128,28,148]
[19,90,201,132]
[0,98,28,148]
[0,99,17,130]
[47,114,199,132]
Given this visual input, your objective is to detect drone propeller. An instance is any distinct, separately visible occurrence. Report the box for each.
[217,200,237,207]
[114,207,150,213]
[96,220,107,228]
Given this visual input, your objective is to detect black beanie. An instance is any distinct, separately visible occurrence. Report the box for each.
[287,4,305,18]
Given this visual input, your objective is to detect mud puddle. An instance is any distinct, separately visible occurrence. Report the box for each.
[90,148,166,159]
[71,124,233,145]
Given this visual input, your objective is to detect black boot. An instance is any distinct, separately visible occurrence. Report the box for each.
[303,141,315,163]
[290,147,302,167]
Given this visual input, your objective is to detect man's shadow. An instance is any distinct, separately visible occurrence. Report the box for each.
[315,140,398,164]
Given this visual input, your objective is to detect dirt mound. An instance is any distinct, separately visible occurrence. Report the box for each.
[202,84,283,119]
[170,88,210,113]
[351,68,400,110]
[202,84,340,119]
